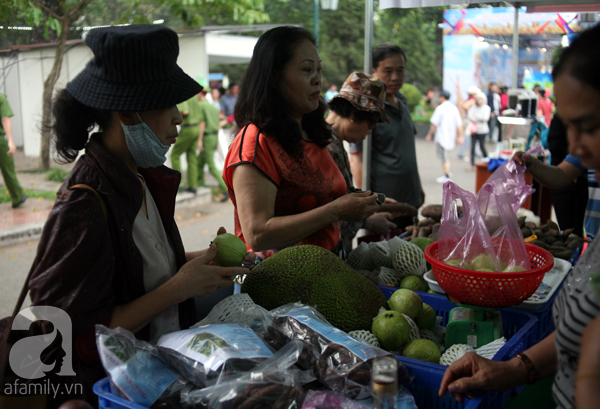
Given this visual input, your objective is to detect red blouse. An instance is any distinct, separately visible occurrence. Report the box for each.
[223,124,346,257]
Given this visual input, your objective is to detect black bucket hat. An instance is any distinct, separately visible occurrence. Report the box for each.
[66,24,202,111]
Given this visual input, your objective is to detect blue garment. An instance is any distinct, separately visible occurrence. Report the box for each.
[526,119,548,151]
[324,90,338,103]
[220,93,237,118]
[564,154,599,240]
[487,158,507,172]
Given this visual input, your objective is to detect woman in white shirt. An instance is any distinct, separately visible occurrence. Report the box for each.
[467,92,491,170]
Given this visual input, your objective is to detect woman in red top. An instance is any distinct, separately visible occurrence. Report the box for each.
[223,26,379,258]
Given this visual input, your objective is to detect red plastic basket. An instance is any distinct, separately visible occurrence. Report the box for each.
[424,241,554,308]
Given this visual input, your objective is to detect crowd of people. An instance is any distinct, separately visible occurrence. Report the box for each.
[1,19,599,409]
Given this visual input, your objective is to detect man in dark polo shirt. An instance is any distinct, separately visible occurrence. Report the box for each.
[349,43,424,228]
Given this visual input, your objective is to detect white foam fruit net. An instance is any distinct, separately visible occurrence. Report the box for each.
[347,241,376,271]
[348,330,381,348]
[392,240,427,277]
[369,241,394,268]
[440,344,475,366]
[376,266,403,287]
[401,314,421,341]
[193,293,256,327]
[475,337,507,359]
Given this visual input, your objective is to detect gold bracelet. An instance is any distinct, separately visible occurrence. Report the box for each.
[516,353,540,384]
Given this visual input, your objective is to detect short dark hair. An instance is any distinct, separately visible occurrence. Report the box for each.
[537,89,546,97]
[440,90,451,100]
[234,26,330,156]
[327,97,354,118]
[327,98,380,123]
[552,24,600,95]
[229,83,238,89]
[372,43,407,70]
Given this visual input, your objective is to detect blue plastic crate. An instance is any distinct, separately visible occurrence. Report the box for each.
[94,378,148,409]
[506,284,561,345]
[379,287,538,409]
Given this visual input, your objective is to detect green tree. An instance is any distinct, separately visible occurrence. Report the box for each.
[1,0,269,169]
[317,0,366,89]
[374,6,442,93]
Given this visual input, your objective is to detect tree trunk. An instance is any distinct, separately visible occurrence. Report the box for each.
[38,0,92,169]
[39,18,68,170]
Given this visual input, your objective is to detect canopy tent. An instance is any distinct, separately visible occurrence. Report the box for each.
[379,0,600,9]
[360,0,599,189]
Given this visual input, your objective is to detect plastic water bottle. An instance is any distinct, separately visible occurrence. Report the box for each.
[372,356,398,409]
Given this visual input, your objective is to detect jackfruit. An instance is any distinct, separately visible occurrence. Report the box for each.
[241,245,389,332]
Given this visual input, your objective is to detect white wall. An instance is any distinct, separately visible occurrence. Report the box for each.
[178,35,208,85]
[18,49,45,157]
[206,33,257,64]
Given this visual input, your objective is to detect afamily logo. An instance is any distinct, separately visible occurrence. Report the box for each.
[9,306,76,379]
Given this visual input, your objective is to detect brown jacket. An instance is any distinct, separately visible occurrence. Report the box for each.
[28,135,195,407]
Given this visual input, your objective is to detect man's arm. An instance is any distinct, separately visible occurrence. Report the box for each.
[1,117,16,156]
[456,126,464,145]
[425,124,436,142]
[513,152,583,189]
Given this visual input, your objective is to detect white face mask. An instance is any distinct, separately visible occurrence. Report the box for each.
[121,113,170,168]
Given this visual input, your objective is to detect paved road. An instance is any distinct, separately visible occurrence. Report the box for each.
[0,200,236,317]
[0,136,485,317]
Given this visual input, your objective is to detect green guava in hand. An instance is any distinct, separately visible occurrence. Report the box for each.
[388,289,423,319]
[371,310,411,351]
[212,233,247,267]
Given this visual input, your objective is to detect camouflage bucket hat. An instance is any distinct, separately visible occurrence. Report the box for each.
[333,72,390,123]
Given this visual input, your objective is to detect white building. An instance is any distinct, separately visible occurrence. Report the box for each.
[0,25,279,158]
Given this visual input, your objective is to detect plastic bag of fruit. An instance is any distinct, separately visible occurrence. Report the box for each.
[477,179,531,272]
[438,181,529,272]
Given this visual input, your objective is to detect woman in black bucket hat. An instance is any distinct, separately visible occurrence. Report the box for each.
[19,25,252,407]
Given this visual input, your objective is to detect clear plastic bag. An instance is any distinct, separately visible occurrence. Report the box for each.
[264,303,413,400]
[181,340,309,409]
[301,390,367,409]
[438,162,532,272]
[477,179,531,271]
[156,324,274,388]
[95,325,194,408]
[482,145,543,213]
[438,182,499,270]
